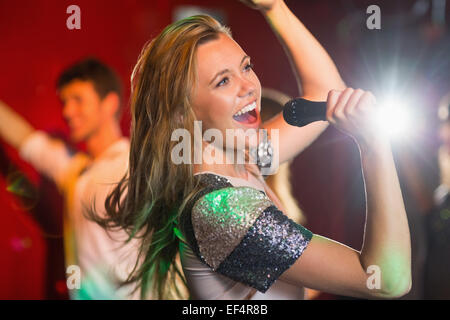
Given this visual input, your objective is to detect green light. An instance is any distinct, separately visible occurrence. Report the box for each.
[440,209,450,220]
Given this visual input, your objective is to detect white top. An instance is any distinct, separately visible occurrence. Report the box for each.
[20,131,141,299]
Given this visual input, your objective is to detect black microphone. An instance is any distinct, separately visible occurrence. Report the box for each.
[283,98,327,127]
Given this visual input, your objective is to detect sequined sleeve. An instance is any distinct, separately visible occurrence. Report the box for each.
[191,186,313,293]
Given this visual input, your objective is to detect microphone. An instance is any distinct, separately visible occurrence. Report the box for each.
[283,98,327,127]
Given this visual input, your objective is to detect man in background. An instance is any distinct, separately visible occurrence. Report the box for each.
[0,58,141,299]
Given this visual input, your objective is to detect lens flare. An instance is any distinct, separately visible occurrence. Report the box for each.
[372,97,413,139]
[6,171,39,211]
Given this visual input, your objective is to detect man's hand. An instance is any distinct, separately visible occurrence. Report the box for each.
[239,0,281,12]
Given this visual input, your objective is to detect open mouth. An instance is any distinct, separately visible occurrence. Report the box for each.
[232,101,258,124]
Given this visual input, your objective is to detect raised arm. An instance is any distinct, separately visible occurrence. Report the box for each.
[0,100,35,149]
[241,0,346,164]
[0,100,73,187]
[186,89,410,298]
[280,89,412,299]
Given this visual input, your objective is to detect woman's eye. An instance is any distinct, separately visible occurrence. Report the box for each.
[244,63,254,72]
[217,77,229,87]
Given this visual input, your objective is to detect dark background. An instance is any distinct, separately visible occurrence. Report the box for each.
[0,0,448,299]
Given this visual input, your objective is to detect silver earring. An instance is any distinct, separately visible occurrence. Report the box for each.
[250,129,272,169]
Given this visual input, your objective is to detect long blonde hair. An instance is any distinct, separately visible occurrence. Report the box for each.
[92,15,232,299]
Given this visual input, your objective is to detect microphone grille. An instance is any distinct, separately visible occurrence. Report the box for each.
[283,99,305,126]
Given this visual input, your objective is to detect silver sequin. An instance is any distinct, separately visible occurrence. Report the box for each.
[216,206,313,292]
[192,186,273,270]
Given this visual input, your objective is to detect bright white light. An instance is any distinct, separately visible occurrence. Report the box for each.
[372,98,412,139]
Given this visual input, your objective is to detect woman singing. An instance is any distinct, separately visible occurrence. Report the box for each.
[95,0,411,299]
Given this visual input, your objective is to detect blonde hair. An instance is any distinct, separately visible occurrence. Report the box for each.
[92,15,232,299]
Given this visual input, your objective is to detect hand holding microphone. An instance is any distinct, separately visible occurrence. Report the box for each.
[284,88,385,146]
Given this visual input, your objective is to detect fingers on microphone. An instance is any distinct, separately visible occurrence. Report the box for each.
[344,89,365,119]
[328,88,353,123]
[355,91,376,116]
[326,89,341,123]
[326,89,378,127]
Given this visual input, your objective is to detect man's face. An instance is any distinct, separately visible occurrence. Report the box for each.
[59,80,105,143]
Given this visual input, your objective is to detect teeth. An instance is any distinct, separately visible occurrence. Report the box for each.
[234,102,256,116]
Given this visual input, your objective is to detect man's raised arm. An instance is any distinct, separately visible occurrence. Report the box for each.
[0,100,35,149]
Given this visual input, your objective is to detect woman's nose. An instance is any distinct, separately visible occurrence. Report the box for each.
[238,77,256,98]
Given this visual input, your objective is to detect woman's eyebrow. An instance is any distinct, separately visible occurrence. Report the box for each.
[209,55,251,85]
[209,69,229,85]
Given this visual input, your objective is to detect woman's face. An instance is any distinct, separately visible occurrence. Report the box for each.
[191,33,262,150]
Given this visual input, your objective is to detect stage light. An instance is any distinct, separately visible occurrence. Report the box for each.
[372,97,413,139]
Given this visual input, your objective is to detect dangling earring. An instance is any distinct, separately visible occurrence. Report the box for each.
[250,129,272,169]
